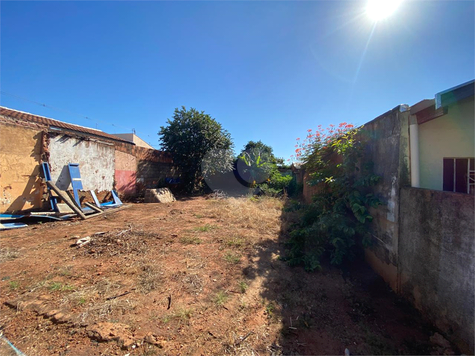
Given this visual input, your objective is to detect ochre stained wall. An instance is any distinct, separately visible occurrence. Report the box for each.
[0,123,44,213]
[115,150,137,196]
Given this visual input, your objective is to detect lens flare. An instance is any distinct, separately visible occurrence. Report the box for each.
[366,0,403,21]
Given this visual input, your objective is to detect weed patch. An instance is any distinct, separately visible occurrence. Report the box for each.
[225,236,245,248]
[8,281,19,290]
[224,252,241,264]
[49,282,74,292]
[215,291,228,306]
[180,236,202,245]
[193,224,217,232]
[238,281,248,293]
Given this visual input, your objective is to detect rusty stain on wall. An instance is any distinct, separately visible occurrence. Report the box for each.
[115,150,137,196]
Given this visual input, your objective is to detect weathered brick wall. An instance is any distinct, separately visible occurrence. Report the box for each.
[48,134,115,192]
[114,142,178,197]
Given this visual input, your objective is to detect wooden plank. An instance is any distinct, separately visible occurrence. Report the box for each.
[29,212,58,216]
[56,203,74,214]
[85,202,103,213]
[84,211,104,220]
[46,181,87,220]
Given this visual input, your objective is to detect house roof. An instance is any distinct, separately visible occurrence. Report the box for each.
[409,80,474,125]
[0,106,132,144]
[113,133,154,149]
[410,99,435,115]
[435,79,474,109]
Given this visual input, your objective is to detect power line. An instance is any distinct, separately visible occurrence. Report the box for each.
[0,90,160,147]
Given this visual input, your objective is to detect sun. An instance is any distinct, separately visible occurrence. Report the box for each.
[366,0,403,21]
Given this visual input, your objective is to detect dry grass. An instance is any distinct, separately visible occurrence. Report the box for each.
[137,263,162,294]
[206,197,284,236]
[56,277,139,324]
[82,226,161,257]
[0,248,19,263]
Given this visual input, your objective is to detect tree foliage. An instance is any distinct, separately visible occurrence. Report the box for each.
[236,141,276,185]
[284,124,381,271]
[236,140,292,195]
[159,107,233,193]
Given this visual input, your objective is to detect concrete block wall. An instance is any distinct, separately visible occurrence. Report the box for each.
[300,105,475,352]
[361,107,410,290]
[114,143,178,196]
[399,187,474,353]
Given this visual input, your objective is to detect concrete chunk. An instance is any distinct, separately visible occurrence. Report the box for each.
[144,188,176,203]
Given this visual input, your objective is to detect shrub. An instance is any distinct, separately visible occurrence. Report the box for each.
[283,124,381,271]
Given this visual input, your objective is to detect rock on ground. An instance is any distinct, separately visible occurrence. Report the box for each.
[144,188,176,203]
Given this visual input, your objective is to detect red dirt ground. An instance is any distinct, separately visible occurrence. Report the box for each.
[0,197,456,355]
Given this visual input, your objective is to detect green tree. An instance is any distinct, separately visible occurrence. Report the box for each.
[236,141,277,185]
[236,140,292,195]
[159,107,233,193]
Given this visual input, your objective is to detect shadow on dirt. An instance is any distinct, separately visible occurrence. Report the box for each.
[243,198,440,355]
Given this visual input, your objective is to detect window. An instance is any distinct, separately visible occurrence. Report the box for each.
[443,158,475,194]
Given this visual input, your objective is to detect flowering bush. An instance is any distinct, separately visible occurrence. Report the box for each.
[283,123,381,271]
[289,123,355,163]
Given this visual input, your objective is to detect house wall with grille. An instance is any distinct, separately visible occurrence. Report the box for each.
[418,97,474,191]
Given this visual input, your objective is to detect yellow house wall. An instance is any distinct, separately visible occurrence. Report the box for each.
[419,98,474,191]
[0,123,44,213]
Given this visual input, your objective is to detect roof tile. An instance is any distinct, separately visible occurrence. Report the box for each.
[0,106,132,144]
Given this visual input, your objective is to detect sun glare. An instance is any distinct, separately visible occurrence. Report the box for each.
[366,0,403,21]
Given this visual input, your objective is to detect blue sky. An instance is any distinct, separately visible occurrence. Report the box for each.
[1,1,473,160]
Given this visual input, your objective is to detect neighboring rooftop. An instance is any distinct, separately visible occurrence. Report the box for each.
[410,80,474,124]
[0,106,132,144]
[113,133,154,149]
[435,79,474,109]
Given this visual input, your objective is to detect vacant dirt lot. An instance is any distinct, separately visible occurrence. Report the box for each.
[0,197,453,355]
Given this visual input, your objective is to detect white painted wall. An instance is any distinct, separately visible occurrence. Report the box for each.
[49,135,115,191]
[419,98,474,191]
